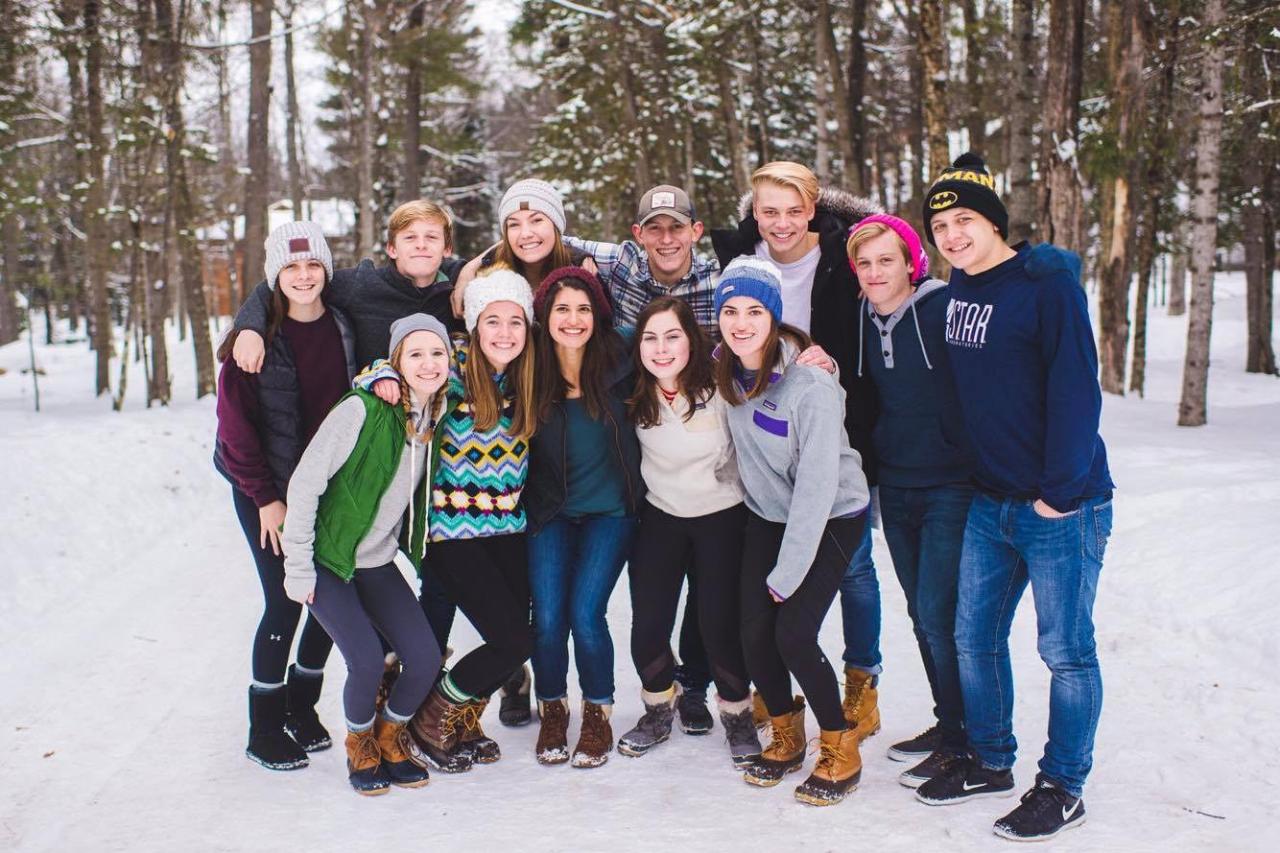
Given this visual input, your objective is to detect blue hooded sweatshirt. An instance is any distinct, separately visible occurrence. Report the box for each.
[943,243,1113,512]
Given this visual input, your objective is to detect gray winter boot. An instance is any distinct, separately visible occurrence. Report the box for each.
[617,686,678,757]
[718,696,764,768]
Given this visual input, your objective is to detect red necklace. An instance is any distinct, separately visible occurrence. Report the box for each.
[658,385,679,403]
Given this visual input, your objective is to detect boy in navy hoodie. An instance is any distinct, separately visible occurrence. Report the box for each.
[912,154,1114,844]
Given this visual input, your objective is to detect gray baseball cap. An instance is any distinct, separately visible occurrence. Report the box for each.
[636,185,694,226]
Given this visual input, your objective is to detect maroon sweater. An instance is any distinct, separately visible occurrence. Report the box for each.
[216,312,350,507]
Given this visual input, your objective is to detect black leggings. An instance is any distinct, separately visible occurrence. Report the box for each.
[308,563,442,725]
[428,534,534,698]
[629,502,750,702]
[232,488,332,684]
[741,511,865,732]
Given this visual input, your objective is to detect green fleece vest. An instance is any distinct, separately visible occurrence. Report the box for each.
[313,389,441,580]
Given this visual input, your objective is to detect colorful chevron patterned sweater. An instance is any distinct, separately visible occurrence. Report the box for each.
[355,339,529,541]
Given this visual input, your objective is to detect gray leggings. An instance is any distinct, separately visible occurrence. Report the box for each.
[307,563,442,726]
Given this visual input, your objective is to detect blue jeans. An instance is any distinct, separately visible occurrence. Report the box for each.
[879,483,974,749]
[955,493,1113,798]
[528,515,637,704]
[839,512,882,672]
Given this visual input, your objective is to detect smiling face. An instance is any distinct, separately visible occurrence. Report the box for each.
[475,301,528,371]
[853,230,914,314]
[547,284,595,351]
[753,182,816,263]
[276,259,326,306]
[504,209,558,266]
[387,217,450,285]
[394,330,450,400]
[718,296,773,369]
[638,309,690,388]
[929,207,1007,274]
[631,215,703,286]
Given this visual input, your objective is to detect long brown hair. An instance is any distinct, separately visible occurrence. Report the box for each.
[217,285,292,363]
[493,223,574,288]
[713,315,811,406]
[463,329,537,440]
[534,275,626,422]
[628,297,714,428]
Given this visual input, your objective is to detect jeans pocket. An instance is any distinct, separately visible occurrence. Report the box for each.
[1087,500,1113,563]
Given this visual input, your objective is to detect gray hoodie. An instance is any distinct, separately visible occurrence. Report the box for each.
[725,342,870,600]
[281,393,435,603]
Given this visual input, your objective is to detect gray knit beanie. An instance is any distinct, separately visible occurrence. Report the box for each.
[464,267,535,332]
[498,179,566,233]
[264,221,333,290]
[388,313,453,361]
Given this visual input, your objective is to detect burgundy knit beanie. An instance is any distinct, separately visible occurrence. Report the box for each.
[534,265,614,327]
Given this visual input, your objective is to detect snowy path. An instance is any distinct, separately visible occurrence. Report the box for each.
[1,274,1274,852]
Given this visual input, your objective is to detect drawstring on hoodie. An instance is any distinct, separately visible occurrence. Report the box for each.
[908,296,934,371]
[861,278,938,374]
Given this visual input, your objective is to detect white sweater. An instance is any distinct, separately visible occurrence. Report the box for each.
[636,388,744,518]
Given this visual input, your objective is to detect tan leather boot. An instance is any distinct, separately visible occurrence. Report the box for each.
[459,697,501,764]
[344,728,390,796]
[795,728,862,806]
[374,715,430,788]
[743,696,807,787]
[751,690,770,730]
[842,667,881,742]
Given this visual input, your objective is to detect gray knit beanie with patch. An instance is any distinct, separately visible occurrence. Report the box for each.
[498,179,566,233]
[264,221,333,290]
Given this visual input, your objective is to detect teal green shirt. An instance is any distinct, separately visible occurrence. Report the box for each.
[562,398,627,518]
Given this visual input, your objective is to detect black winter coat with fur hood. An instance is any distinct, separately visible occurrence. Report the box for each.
[711,187,882,485]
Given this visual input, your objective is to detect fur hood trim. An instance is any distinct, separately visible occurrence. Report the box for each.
[735,186,882,225]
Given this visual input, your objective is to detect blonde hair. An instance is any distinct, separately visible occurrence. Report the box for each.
[464,335,537,440]
[751,161,820,206]
[386,200,454,250]
[846,223,912,268]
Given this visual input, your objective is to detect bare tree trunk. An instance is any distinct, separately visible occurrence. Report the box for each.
[815,0,857,190]
[1038,0,1085,254]
[283,0,304,218]
[1168,226,1187,315]
[354,2,377,258]
[603,0,652,191]
[1097,0,1146,395]
[214,0,240,297]
[1241,14,1278,375]
[400,0,424,202]
[846,0,869,195]
[716,61,751,195]
[0,212,19,345]
[745,12,771,165]
[920,0,951,179]
[962,0,984,153]
[1178,0,1226,427]
[1006,0,1037,242]
[84,0,111,396]
[243,0,272,297]
[156,0,214,398]
[814,65,832,182]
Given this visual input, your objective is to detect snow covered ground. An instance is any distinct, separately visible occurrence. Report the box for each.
[1,272,1275,852]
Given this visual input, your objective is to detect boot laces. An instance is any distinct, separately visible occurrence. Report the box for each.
[766,722,798,757]
[352,730,381,768]
[843,679,867,720]
[809,737,841,774]
[460,703,486,739]
[440,703,468,738]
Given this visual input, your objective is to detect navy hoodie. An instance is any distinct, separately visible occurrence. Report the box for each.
[858,279,974,488]
[944,243,1113,512]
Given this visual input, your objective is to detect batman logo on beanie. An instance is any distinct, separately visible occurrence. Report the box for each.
[929,191,958,210]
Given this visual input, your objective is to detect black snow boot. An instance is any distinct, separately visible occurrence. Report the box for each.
[246,686,308,771]
[284,665,332,752]
[673,665,713,735]
[498,663,532,727]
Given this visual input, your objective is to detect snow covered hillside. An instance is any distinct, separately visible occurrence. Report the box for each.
[1,273,1275,852]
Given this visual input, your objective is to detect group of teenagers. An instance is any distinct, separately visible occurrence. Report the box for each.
[214,150,1115,842]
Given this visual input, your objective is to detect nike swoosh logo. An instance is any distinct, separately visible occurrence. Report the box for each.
[962,781,985,791]
[1062,801,1081,821]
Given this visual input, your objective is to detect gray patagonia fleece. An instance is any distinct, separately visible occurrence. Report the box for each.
[725,342,870,600]
[282,393,434,602]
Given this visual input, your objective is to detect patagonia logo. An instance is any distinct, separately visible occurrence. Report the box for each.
[762,399,777,411]
[288,237,310,253]
[753,410,788,437]
[929,191,958,210]
[693,401,706,411]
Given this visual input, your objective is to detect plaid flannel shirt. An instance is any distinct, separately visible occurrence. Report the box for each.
[563,236,720,334]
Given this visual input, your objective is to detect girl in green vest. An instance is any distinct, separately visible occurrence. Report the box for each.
[281,313,451,796]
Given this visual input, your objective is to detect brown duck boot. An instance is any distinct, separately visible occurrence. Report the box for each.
[344,727,391,796]
[743,696,807,787]
[459,697,501,764]
[374,654,400,715]
[535,698,571,765]
[751,690,770,730]
[842,667,881,742]
[795,728,862,806]
[374,715,431,788]
[409,686,474,774]
[571,701,614,768]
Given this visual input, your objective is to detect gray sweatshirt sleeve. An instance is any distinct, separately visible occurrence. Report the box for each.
[767,377,846,601]
[281,396,366,602]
